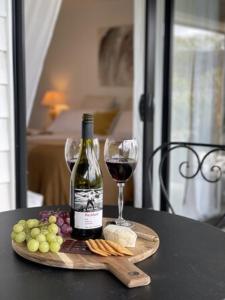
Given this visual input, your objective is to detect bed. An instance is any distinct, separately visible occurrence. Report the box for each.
[27,104,133,207]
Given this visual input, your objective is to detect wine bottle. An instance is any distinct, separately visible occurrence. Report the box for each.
[70,114,103,239]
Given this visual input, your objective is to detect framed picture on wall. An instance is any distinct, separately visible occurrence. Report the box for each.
[98,25,133,87]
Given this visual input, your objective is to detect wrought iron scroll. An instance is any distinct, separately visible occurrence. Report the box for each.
[148,142,225,215]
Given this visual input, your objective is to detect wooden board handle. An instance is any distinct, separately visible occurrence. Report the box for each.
[107,259,151,288]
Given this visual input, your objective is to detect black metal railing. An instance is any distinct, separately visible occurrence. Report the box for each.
[148,142,225,226]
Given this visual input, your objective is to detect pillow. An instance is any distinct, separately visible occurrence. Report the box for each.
[47,108,118,135]
[81,95,116,110]
[111,110,132,139]
[47,109,96,133]
[94,110,118,135]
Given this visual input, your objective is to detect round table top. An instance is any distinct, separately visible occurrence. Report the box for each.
[1,205,225,300]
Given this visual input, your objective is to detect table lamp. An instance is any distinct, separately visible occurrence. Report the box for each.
[41,90,69,120]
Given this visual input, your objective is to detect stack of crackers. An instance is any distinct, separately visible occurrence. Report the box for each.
[86,239,133,257]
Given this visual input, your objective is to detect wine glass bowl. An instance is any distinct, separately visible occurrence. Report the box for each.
[105,158,137,183]
[104,138,138,226]
[65,137,100,173]
[65,137,81,172]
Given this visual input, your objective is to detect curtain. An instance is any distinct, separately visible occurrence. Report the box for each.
[182,50,225,220]
[25,0,62,125]
[189,50,224,144]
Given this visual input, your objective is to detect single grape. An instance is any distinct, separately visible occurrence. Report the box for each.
[46,232,57,243]
[39,241,50,253]
[15,231,26,243]
[63,214,68,220]
[61,224,68,234]
[49,215,57,224]
[11,231,16,240]
[32,219,39,227]
[65,217,70,225]
[58,211,64,218]
[13,224,24,233]
[56,236,63,245]
[27,239,39,252]
[36,233,46,243]
[18,220,26,226]
[48,223,58,234]
[26,219,35,229]
[31,227,41,238]
[61,224,72,234]
[56,217,64,227]
[49,241,60,253]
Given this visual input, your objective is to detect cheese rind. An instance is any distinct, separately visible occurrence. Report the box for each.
[103,224,137,248]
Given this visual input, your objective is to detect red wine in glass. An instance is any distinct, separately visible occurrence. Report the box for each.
[66,158,77,172]
[104,138,138,227]
[106,158,136,182]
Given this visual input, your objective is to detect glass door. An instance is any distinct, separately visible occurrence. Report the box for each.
[169,0,225,220]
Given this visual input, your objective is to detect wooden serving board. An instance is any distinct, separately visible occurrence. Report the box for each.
[12,218,160,288]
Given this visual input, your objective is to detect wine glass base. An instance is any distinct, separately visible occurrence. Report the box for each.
[115,218,133,227]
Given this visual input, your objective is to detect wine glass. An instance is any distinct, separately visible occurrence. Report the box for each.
[65,137,81,172]
[104,138,138,227]
[65,137,100,172]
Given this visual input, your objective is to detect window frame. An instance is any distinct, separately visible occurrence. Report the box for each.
[12,0,27,208]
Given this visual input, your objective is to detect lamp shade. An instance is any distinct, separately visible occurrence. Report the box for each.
[41,90,66,106]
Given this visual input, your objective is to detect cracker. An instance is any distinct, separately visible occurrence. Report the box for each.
[106,240,133,256]
[85,240,108,257]
[89,239,110,256]
[99,239,124,256]
[95,240,112,255]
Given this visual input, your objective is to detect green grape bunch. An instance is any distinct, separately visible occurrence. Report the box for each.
[11,216,64,254]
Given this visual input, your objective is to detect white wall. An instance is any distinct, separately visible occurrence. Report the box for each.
[0,0,15,211]
[29,0,133,129]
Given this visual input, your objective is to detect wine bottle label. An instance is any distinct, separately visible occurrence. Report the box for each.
[72,188,103,229]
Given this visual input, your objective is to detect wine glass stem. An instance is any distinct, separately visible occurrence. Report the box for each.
[117,182,125,221]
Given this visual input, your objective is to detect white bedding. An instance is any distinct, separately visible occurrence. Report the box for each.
[47,109,96,133]
[27,109,132,147]
[27,131,79,145]
[27,132,109,147]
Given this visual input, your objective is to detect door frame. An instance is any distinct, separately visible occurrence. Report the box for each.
[142,0,156,208]
[160,0,174,211]
[12,0,27,208]
[142,0,174,210]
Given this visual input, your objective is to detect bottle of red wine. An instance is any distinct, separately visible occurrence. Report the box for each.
[70,114,103,239]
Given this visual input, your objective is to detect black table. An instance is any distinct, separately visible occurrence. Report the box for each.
[1,206,225,300]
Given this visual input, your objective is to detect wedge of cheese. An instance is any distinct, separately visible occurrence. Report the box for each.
[103,224,137,248]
